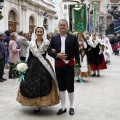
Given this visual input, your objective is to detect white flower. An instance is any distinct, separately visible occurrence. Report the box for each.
[17,63,28,72]
[99,49,103,54]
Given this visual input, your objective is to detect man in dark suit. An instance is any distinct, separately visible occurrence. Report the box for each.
[0,32,7,82]
[48,19,80,115]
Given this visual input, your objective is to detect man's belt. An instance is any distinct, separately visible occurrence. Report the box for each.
[55,58,74,67]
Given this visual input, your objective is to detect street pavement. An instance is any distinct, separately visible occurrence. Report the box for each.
[0,54,120,120]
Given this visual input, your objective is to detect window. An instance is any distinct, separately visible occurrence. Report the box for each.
[8,10,16,21]
[29,16,34,25]
[64,4,67,10]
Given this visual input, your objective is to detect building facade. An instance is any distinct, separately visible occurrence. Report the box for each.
[54,0,120,35]
[0,0,56,33]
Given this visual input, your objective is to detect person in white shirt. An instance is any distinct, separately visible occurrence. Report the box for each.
[48,19,80,115]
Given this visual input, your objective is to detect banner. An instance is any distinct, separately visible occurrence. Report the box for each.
[114,19,120,33]
[74,4,87,33]
[93,3,98,32]
[89,14,93,34]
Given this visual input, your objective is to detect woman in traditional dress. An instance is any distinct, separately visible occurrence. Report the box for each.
[16,26,59,113]
[76,33,90,82]
[87,32,107,77]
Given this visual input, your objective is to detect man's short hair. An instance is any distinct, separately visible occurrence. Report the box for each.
[58,19,68,27]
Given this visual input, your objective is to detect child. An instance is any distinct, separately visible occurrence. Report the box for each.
[104,46,110,64]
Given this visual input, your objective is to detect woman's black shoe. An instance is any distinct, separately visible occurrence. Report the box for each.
[57,108,67,115]
[92,74,96,77]
[33,108,41,114]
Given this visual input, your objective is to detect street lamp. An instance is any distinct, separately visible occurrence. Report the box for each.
[43,11,48,29]
[43,11,48,17]
[81,0,84,3]
[0,0,4,20]
[0,0,4,9]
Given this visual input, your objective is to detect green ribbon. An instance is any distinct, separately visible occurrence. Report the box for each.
[18,71,26,82]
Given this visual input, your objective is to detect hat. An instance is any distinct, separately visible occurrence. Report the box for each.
[0,31,5,36]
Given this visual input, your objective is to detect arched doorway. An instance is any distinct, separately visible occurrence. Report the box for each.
[29,16,34,33]
[8,10,17,32]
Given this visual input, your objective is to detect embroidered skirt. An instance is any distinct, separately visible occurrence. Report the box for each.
[16,57,59,107]
[90,59,107,70]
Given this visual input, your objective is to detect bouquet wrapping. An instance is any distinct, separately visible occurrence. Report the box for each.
[16,63,28,82]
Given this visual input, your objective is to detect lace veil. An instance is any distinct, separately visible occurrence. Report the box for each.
[31,26,47,41]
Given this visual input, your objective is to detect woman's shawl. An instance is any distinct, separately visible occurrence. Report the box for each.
[27,39,58,89]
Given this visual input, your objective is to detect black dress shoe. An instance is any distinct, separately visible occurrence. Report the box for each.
[33,108,41,114]
[1,78,7,81]
[91,74,96,77]
[57,108,67,115]
[69,108,74,115]
[0,79,4,82]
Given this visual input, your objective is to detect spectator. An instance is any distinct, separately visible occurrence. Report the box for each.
[4,30,10,69]
[8,32,20,79]
[0,31,7,82]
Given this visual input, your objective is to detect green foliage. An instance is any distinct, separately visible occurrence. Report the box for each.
[74,61,81,72]
[0,14,3,20]
[12,61,27,71]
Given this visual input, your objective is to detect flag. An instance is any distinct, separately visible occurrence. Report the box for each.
[74,4,87,33]
[114,19,120,33]
[93,3,98,32]
[89,14,93,34]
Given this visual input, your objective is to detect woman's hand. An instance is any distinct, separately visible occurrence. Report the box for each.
[0,56,3,59]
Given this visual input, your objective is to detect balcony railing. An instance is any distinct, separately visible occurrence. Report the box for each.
[89,0,101,2]
[110,0,119,3]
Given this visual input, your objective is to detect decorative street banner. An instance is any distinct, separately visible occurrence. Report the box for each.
[93,3,98,32]
[89,14,93,34]
[74,4,87,33]
[114,19,120,33]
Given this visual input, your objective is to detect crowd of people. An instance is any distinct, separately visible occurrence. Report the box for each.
[0,19,120,115]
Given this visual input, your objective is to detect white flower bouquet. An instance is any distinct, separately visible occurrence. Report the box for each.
[17,63,28,72]
[99,43,106,54]
[16,62,28,82]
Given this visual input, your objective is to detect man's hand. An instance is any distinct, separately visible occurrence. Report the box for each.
[57,53,67,60]
[80,46,84,49]
[0,56,3,59]
[52,49,56,53]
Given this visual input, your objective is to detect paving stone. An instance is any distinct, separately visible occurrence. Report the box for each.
[0,55,120,120]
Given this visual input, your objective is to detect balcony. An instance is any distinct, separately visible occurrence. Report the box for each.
[89,0,101,2]
[110,0,119,3]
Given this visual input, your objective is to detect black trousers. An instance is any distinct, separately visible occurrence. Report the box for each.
[0,59,5,79]
[9,63,18,78]
[55,66,74,93]
[20,57,26,61]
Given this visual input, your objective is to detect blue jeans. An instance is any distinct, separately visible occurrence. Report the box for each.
[5,53,9,64]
